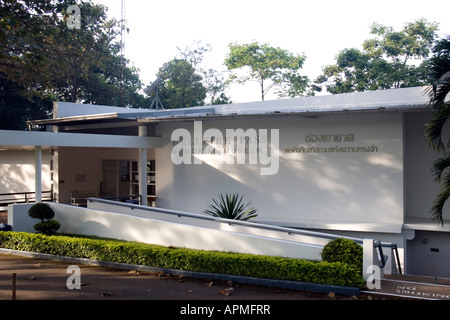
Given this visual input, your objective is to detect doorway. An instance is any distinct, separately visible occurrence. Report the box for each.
[102,160,155,205]
[102,160,138,197]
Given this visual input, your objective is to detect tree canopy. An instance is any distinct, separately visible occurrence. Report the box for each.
[145,41,231,109]
[0,0,146,129]
[225,41,309,101]
[314,19,439,94]
[150,58,207,109]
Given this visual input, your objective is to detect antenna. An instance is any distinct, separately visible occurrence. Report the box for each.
[148,77,165,110]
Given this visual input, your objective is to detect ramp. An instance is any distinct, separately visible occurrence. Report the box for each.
[8,199,401,278]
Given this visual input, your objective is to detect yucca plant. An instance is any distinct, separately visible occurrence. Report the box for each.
[203,193,258,221]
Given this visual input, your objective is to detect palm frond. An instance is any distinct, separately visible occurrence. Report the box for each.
[431,153,450,182]
[424,103,450,153]
[431,186,450,226]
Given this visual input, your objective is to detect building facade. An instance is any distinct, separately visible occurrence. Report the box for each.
[1,86,449,277]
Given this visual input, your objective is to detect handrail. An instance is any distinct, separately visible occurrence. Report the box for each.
[0,191,53,206]
[100,194,142,205]
[374,240,402,274]
[87,197,365,243]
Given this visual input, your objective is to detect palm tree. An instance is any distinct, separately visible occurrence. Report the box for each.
[425,35,450,226]
[203,193,258,221]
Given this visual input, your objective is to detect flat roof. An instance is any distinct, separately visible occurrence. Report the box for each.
[28,86,430,127]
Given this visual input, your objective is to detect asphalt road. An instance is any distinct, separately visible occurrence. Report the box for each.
[0,254,338,301]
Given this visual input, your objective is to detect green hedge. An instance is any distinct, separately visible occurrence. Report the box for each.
[0,232,364,288]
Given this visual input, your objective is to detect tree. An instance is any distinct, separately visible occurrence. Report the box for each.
[424,35,450,226]
[224,41,308,101]
[147,42,231,108]
[0,0,147,129]
[177,41,231,105]
[314,19,439,94]
[147,59,207,108]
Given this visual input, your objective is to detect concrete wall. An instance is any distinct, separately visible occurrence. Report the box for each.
[156,112,404,234]
[8,202,325,261]
[0,150,52,194]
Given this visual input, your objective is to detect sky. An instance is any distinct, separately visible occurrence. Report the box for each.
[93,0,450,103]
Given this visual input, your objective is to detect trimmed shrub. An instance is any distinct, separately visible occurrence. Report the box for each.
[0,232,364,288]
[321,238,363,273]
[28,203,60,235]
[28,203,55,221]
[34,220,61,235]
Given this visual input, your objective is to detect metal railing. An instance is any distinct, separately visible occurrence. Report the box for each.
[0,191,53,207]
[100,194,142,205]
[374,240,402,274]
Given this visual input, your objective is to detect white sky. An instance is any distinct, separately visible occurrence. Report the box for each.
[93,0,450,103]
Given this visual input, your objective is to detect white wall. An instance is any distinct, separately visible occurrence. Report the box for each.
[8,202,324,261]
[156,112,404,233]
[0,150,52,194]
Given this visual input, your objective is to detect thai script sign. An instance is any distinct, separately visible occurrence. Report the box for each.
[285,133,379,154]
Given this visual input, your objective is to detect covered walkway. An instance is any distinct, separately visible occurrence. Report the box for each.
[0,129,161,206]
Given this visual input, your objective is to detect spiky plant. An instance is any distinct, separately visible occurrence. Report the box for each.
[203,193,258,221]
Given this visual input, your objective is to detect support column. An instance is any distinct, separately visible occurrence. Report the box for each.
[35,146,42,203]
[139,126,148,206]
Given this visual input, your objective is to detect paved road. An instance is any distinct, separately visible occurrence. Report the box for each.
[2,253,447,318]
[0,254,342,301]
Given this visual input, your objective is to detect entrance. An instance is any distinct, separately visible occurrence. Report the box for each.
[102,160,156,205]
[102,160,138,197]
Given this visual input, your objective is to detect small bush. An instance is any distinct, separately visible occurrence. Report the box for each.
[321,238,363,273]
[28,203,60,235]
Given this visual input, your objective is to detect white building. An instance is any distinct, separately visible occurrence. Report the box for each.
[1,86,449,277]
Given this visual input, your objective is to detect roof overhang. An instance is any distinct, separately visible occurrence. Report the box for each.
[137,104,429,124]
[0,130,162,150]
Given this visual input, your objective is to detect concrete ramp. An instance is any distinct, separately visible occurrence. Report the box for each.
[8,199,392,279]
[9,200,334,261]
